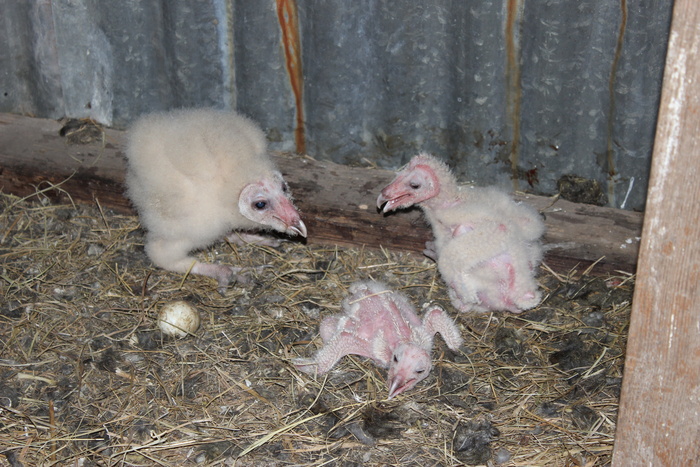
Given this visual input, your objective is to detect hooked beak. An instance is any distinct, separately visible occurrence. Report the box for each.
[387,375,417,399]
[377,191,411,213]
[376,192,390,211]
[288,219,307,238]
[377,172,415,213]
[273,215,307,238]
[272,195,307,238]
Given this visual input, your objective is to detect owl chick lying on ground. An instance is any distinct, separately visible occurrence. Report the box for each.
[377,153,545,313]
[293,280,463,399]
[125,108,306,293]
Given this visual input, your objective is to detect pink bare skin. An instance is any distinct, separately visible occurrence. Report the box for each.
[293,280,463,399]
[377,153,544,314]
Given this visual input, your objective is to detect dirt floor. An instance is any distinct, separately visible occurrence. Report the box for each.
[0,190,634,466]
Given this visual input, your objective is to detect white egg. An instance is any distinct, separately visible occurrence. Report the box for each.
[157,301,200,338]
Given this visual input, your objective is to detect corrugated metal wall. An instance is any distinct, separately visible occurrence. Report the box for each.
[0,0,672,211]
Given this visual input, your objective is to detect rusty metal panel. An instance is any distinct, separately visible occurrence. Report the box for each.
[517,0,671,209]
[233,1,300,153]
[0,2,64,117]
[0,0,672,211]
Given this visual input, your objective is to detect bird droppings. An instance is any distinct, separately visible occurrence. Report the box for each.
[582,310,606,328]
[453,419,501,464]
[494,446,513,464]
[58,118,106,145]
[550,334,604,372]
[570,404,601,431]
[194,441,238,463]
[493,327,528,362]
[360,404,408,440]
[0,384,21,409]
[556,174,609,206]
[0,191,634,466]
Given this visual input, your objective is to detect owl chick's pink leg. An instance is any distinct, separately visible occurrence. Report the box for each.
[485,252,540,313]
[146,237,251,293]
[446,277,482,312]
[510,248,543,311]
[424,241,438,261]
[451,223,475,238]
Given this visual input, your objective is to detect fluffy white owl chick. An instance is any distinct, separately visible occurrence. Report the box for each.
[125,109,306,292]
[377,153,544,313]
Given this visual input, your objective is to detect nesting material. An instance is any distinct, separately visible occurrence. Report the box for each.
[0,190,634,466]
[157,301,200,337]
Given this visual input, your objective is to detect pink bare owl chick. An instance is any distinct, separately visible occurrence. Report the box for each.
[293,280,463,399]
[377,153,545,313]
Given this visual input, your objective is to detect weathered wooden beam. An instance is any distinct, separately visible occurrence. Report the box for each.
[0,112,642,274]
[612,0,700,464]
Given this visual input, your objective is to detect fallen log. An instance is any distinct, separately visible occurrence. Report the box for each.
[0,112,641,274]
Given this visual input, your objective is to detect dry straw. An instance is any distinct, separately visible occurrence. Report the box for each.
[0,190,632,466]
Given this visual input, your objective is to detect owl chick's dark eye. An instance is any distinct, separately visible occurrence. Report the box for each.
[415,369,425,374]
[409,181,421,189]
[254,200,267,210]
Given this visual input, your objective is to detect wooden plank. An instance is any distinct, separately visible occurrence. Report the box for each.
[612,1,700,464]
[0,112,642,274]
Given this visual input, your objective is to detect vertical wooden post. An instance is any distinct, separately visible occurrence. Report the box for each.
[612,1,700,465]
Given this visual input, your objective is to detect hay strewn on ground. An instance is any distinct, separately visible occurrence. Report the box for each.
[0,190,633,466]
